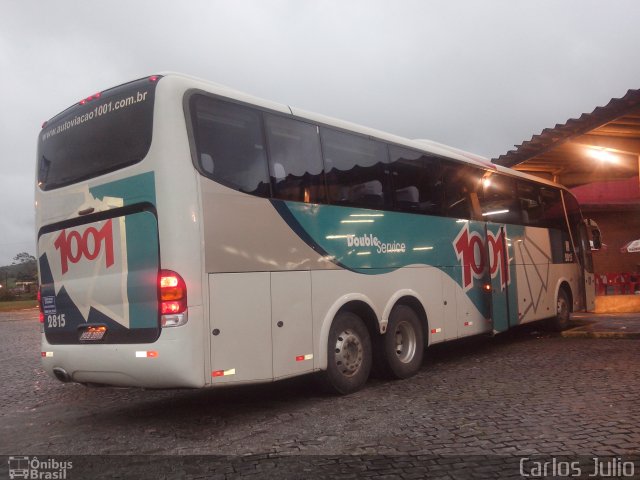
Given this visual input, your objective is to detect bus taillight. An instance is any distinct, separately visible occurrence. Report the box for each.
[159,270,188,327]
[37,288,44,324]
[79,92,102,105]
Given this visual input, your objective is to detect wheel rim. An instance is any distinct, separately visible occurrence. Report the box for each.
[394,320,417,364]
[334,329,364,377]
[557,295,568,321]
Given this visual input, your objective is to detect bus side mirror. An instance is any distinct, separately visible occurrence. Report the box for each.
[585,219,602,250]
[591,229,602,250]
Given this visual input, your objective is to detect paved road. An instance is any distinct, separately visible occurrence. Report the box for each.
[1,309,639,478]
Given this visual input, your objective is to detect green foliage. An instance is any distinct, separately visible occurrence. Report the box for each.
[0,289,16,301]
[1,251,38,295]
[13,252,36,264]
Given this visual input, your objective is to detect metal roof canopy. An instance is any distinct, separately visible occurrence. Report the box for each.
[493,89,640,188]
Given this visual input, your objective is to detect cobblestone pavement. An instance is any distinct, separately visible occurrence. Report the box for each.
[1,309,639,478]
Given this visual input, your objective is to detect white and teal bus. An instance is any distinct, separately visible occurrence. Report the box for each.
[36,74,601,394]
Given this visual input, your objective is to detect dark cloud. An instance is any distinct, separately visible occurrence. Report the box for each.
[1,0,640,264]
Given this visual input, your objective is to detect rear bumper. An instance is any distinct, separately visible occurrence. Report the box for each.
[41,306,205,388]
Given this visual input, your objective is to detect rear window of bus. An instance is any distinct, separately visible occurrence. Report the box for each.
[37,77,158,190]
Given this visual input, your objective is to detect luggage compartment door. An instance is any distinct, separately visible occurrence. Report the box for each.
[271,271,314,379]
[209,272,272,384]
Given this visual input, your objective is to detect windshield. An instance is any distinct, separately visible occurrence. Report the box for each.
[37,76,159,190]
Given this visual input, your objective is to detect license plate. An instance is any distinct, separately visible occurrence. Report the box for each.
[79,325,107,341]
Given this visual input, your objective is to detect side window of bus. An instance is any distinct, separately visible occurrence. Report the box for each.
[388,146,443,215]
[190,96,270,197]
[479,173,520,224]
[441,161,483,220]
[517,180,543,226]
[563,191,583,246]
[539,187,566,232]
[264,114,326,204]
[320,128,391,209]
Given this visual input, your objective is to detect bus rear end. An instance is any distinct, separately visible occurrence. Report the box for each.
[36,75,204,388]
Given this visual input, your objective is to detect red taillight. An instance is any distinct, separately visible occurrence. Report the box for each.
[38,288,44,323]
[159,270,187,314]
[161,301,183,315]
[160,275,179,290]
[79,92,102,105]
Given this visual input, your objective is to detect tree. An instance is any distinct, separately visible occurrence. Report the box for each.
[13,252,36,264]
[8,252,37,285]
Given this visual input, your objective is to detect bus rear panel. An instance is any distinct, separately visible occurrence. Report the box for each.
[36,76,204,388]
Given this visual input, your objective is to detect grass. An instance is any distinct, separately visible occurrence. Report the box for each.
[0,299,38,312]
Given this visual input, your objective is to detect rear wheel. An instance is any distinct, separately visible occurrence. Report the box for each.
[549,288,571,331]
[376,305,424,379]
[322,311,372,395]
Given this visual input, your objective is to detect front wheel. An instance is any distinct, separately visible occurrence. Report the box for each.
[549,288,571,331]
[321,311,372,395]
[375,305,424,379]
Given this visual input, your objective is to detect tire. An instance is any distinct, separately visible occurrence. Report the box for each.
[375,304,424,379]
[549,288,571,331]
[321,311,372,395]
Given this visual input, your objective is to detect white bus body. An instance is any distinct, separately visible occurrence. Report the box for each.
[36,74,598,393]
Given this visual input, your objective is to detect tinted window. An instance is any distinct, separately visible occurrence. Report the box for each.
[578,222,594,273]
[389,146,443,215]
[517,181,544,226]
[321,128,390,208]
[441,161,483,219]
[480,173,520,224]
[38,77,157,190]
[264,114,326,203]
[190,96,270,197]
[540,187,566,231]
[564,190,588,267]
[563,190,583,243]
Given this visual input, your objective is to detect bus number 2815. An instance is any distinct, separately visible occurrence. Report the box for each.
[47,314,66,328]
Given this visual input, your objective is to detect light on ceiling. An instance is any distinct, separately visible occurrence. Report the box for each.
[587,148,617,163]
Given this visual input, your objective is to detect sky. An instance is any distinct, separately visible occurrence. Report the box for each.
[1,0,640,266]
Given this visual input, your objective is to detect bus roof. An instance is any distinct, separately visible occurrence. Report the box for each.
[48,71,567,192]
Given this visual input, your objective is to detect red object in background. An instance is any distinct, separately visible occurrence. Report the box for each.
[605,272,624,294]
[572,177,640,205]
[621,272,639,294]
[597,272,640,295]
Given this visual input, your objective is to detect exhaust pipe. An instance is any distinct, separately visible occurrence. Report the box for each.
[52,367,72,383]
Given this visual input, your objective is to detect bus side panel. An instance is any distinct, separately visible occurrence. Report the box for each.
[207,271,315,384]
[271,271,314,380]
[198,180,336,274]
[456,287,492,337]
[209,272,273,384]
[513,226,553,323]
[310,266,469,370]
[514,226,580,323]
[441,266,459,341]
